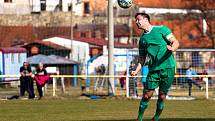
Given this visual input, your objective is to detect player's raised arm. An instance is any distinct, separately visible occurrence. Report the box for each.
[131,56,146,76]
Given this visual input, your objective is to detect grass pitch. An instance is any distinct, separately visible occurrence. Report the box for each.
[0,97,215,121]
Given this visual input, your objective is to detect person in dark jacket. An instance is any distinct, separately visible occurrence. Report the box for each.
[20,62,35,99]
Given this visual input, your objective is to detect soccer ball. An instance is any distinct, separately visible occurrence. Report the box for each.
[117,0,133,9]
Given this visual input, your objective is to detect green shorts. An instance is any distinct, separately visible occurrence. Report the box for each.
[144,67,175,94]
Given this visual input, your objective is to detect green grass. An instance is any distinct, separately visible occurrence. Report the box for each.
[0,98,215,121]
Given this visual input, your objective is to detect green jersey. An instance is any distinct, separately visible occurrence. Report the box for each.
[139,25,176,71]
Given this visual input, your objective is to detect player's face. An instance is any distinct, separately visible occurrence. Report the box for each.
[135,15,148,29]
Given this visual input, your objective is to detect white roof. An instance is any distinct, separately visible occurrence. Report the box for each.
[43,37,89,49]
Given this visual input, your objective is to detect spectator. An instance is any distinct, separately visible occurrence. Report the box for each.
[202,68,213,86]
[94,64,106,91]
[34,62,49,99]
[206,62,215,86]
[80,67,86,93]
[186,65,203,96]
[129,60,139,97]
[19,62,35,99]
[141,62,149,88]
[119,71,126,89]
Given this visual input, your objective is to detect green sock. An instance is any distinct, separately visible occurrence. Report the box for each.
[154,99,164,121]
[137,98,149,121]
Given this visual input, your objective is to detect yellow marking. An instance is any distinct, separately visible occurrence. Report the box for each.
[0,75,214,78]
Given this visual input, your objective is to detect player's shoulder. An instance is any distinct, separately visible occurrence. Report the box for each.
[154,25,171,34]
[153,25,169,30]
[153,25,163,28]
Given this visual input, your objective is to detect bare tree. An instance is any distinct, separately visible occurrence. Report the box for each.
[183,0,215,48]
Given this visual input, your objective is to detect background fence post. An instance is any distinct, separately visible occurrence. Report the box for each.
[53,77,56,96]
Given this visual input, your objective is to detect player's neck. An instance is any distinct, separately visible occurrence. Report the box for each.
[143,24,153,33]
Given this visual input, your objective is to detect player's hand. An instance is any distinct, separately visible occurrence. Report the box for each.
[131,71,138,76]
[167,45,174,51]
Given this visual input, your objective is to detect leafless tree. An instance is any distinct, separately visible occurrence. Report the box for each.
[183,0,215,48]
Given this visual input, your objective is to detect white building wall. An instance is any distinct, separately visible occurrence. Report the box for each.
[0,0,83,15]
[103,46,138,72]
[72,0,83,16]
[15,0,31,14]
[62,0,71,12]
[4,53,27,80]
[114,48,129,72]
[43,37,90,64]
[119,37,129,44]
[0,0,31,14]
[45,0,59,11]
[32,0,40,12]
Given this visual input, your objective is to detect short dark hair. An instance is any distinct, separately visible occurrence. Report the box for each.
[135,13,150,22]
[188,65,192,68]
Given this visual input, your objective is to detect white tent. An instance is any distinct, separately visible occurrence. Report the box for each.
[88,55,108,74]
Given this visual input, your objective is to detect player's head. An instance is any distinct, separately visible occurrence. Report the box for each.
[135,13,150,29]
[188,65,192,69]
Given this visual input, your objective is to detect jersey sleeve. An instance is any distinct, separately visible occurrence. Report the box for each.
[161,26,174,44]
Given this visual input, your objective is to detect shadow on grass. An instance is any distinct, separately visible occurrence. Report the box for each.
[87,119,215,121]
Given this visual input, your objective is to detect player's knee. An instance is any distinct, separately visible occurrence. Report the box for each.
[159,95,166,100]
[143,94,151,100]
[159,92,166,101]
